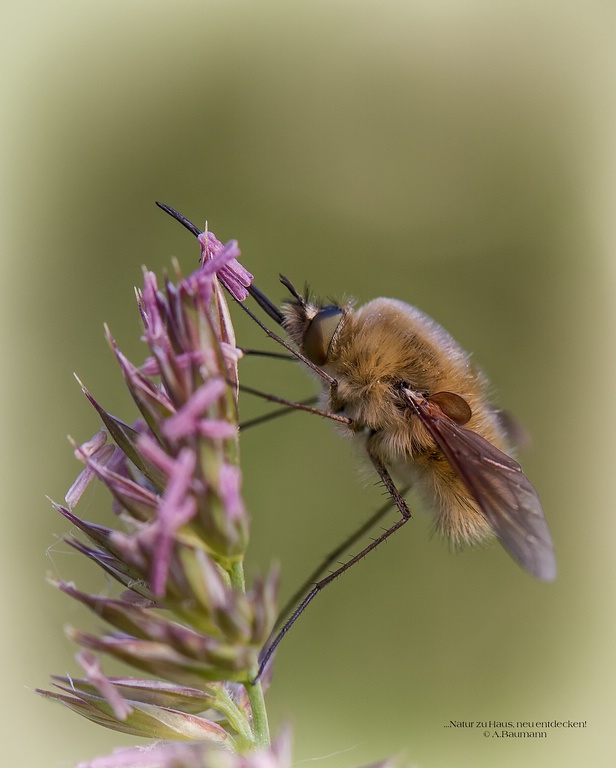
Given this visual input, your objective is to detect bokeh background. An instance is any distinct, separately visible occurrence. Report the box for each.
[2,1,616,766]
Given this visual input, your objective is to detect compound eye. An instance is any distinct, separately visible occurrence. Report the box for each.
[303,306,344,365]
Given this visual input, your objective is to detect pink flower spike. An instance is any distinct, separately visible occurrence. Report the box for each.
[136,434,178,479]
[150,448,197,595]
[140,271,166,345]
[73,430,108,461]
[218,463,246,521]
[199,237,241,272]
[76,650,132,721]
[198,229,224,262]
[220,342,243,364]
[162,379,228,441]
[196,419,237,440]
[142,350,209,378]
[75,733,292,768]
[139,356,160,376]
[197,231,254,301]
[75,743,223,768]
[66,443,115,509]
[110,341,175,414]
[218,262,253,301]
[175,350,209,370]
[75,448,160,518]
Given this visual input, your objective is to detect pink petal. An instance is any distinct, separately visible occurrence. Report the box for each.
[76,650,132,721]
[218,463,245,521]
[162,379,227,441]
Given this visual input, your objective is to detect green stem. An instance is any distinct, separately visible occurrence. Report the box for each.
[230,560,271,749]
[229,559,246,591]
[246,674,270,749]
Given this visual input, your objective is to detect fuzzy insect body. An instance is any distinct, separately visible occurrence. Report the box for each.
[283,291,556,582]
[154,203,557,683]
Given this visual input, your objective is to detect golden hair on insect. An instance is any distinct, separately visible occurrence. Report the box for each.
[282,280,555,580]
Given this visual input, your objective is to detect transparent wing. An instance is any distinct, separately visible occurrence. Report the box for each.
[411,394,556,581]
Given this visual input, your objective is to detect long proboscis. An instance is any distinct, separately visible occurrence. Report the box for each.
[155,202,284,326]
[156,202,336,386]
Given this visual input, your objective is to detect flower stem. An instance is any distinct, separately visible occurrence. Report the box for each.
[229,560,271,748]
[247,676,270,749]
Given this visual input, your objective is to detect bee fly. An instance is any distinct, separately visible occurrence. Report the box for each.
[157,203,556,678]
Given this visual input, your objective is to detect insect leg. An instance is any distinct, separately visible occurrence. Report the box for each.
[238,383,349,425]
[273,489,408,631]
[240,396,320,431]
[255,456,411,681]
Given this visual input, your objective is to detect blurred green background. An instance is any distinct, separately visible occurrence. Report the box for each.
[2,1,615,766]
